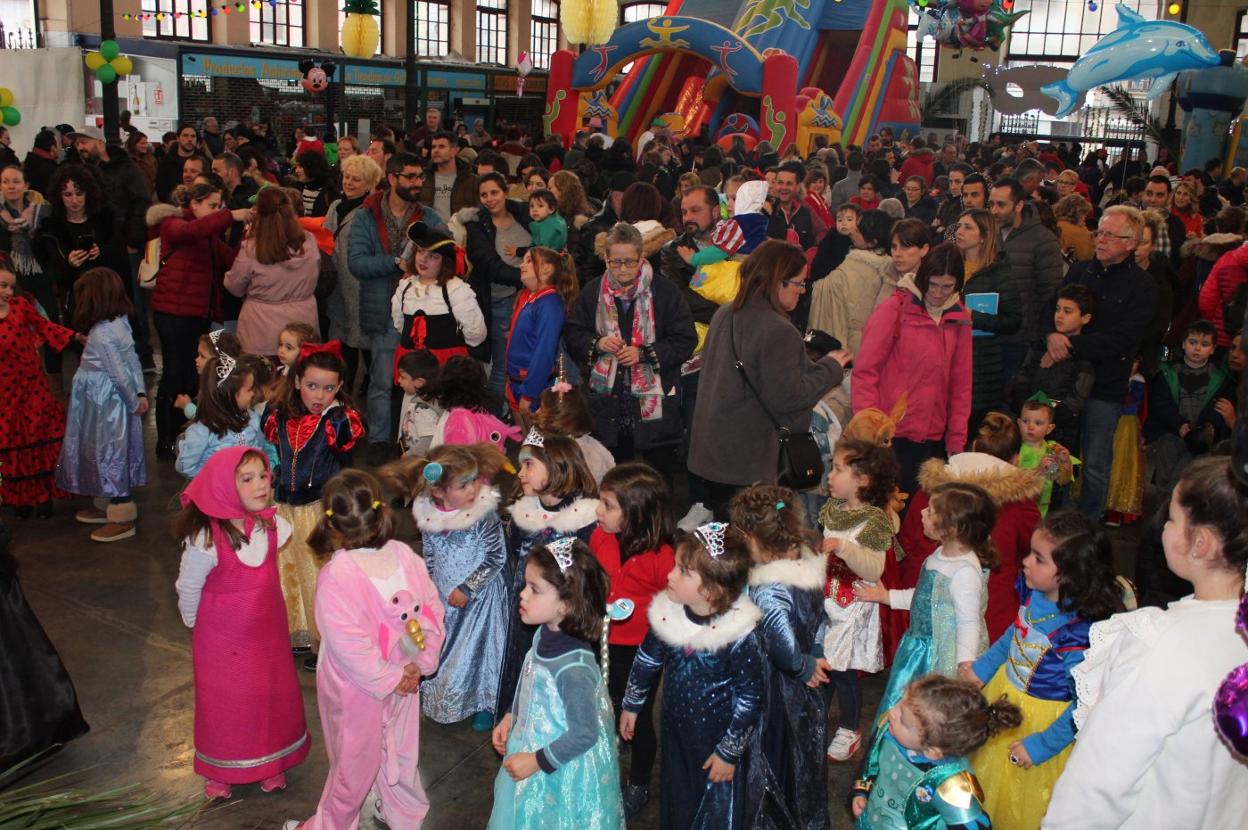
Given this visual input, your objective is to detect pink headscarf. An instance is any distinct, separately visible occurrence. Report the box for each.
[180,446,277,539]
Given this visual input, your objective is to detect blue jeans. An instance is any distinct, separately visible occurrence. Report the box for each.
[364,327,400,443]
[1078,397,1122,519]
[486,293,514,398]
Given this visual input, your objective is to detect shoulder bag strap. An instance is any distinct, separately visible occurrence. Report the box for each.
[728,312,787,436]
[441,280,463,335]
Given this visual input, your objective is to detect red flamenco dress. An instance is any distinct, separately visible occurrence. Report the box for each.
[0,296,75,507]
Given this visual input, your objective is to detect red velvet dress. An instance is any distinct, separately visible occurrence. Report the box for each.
[0,296,74,506]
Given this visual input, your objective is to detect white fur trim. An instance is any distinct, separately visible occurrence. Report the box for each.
[412,487,501,533]
[646,591,762,653]
[509,496,600,534]
[748,548,827,590]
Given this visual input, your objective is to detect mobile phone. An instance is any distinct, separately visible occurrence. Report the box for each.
[73,232,96,251]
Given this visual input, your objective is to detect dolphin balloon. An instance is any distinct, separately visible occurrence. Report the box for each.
[1041,3,1221,118]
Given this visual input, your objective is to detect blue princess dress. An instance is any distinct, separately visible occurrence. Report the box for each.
[877,549,988,716]
[414,486,510,723]
[56,317,146,497]
[624,592,765,830]
[488,626,623,830]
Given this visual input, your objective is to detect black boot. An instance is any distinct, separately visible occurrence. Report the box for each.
[155,397,176,459]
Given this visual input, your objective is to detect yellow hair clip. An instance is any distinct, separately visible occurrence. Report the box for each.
[324,509,334,518]
[371,500,382,510]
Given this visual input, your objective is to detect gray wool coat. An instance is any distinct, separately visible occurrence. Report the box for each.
[688,293,845,487]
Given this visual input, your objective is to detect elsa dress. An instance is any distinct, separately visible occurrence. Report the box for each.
[488,625,623,830]
[413,486,510,723]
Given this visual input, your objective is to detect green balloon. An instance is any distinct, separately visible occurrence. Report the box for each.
[0,107,18,127]
[100,39,121,61]
[96,64,117,85]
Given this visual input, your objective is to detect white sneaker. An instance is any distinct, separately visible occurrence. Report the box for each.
[678,502,714,532]
[827,727,862,762]
[282,822,301,830]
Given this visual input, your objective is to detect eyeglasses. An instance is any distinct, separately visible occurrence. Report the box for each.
[781,277,807,290]
[1093,230,1135,241]
[607,258,640,268]
[396,171,424,182]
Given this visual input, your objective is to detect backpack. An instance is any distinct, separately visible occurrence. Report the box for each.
[137,235,167,289]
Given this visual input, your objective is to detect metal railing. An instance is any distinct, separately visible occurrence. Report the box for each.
[0,22,40,49]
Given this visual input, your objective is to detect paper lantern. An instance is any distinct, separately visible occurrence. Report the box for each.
[341,0,381,58]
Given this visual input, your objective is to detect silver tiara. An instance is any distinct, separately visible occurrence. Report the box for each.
[695,522,729,559]
[208,329,223,351]
[548,537,575,572]
[216,353,236,387]
[523,428,546,448]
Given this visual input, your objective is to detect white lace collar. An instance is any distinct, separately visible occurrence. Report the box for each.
[646,591,762,653]
[412,486,501,532]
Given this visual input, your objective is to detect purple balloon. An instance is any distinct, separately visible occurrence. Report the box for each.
[1213,593,1248,758]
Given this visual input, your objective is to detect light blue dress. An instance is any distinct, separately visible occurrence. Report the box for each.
[175,409,277,479]
[55,317,146,498]
[413,487,510,723]
[489,627,623,830]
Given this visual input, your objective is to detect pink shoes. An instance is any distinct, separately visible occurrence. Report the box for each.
[260,773,287,793]
[203,780,232,799]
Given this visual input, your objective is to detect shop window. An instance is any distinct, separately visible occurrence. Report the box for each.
[250,0,304,47]
[1006,0,1157,60]
[477,0,508,65]
[139,0,210,41]
[531,0,558,69]
[1235,9,1248,62]
[906,9,939,84]
[414,0,450,57]
[620,1,666,24]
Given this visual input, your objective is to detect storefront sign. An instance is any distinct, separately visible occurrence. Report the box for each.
[426,70,486,92]
[494,75,546,93]
[181,52,301,81]
[344,64,405,86]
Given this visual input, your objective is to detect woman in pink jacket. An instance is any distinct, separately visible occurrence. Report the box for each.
[225,188,320,357]
[851,242,973,494]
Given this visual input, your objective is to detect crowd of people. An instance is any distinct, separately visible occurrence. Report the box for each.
[1,108,1247,830]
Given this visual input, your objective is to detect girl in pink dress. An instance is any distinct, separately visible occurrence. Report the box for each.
[173,445,311,799]
[286,469,445,830]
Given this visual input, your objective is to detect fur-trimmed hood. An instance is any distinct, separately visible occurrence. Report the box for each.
[748,547,827,590]
[146,202,182,228]
[1180,232,1243,262]
[412,486,501,533]
[594,220,676,258]
[509,495,600,534]
[917,452,1044,505]
[646,591,761,653]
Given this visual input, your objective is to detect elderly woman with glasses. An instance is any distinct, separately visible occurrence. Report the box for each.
[687,239,850,516]
[564,222,696,475]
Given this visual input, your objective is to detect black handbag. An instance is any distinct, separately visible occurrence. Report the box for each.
[728,315,824,491]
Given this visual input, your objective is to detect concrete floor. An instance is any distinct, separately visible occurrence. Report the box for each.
[12,367,1139,829]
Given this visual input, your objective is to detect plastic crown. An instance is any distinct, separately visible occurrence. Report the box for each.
[523,428,546,448]
[695,521,729,559]
[215,353,236,387]
[548,536,576,572]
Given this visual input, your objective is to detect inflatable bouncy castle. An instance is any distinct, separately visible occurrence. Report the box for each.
[545,0,921,153]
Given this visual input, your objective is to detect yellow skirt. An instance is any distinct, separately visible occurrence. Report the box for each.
[1104,414,1143,515]
[970,668,1073,830]
[277,501,327,648]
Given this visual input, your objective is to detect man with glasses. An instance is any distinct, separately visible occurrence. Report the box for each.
[1044,205,1157,521]
[348,153,446,466]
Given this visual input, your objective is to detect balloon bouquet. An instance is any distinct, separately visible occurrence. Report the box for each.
[1214,593,1248,759]
[912,0,1028,54]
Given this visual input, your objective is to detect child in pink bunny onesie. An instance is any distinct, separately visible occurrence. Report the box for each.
[285,470,445,830]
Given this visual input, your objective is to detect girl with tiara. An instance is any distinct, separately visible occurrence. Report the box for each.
[284,470,445,830]
[532,357,615,484]
[622,522,765,830]
[496,430,599,717]
[488,537,623,829]
[384,442,511,732]
[852,675,1020,830]
[175,354,273,479]
[966,511,1122,829]
[174,329,242,421]
[263,340,366,668]
[729,485,829,829]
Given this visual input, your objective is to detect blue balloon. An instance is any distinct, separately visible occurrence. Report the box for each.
[1042,3,1222,117]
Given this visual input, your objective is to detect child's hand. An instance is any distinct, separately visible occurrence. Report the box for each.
[957,662,982,687]
[502,752,539,781]
[703,753,736,783]
[676,244,695,264]
[1008,740,1034,769]
[853,581,889,605]
[394,663,421,695]
[820,537,842,557]
[492,713,512,755]
[1216,398,1237,427]
[448,588,469,608]
[620,711,638,741]
[852,796,867,818]
[74,332,88,346]
[134,397,150,417]
[807,659,830,688]
[175,393,191,410]
[1179,423,1191,437]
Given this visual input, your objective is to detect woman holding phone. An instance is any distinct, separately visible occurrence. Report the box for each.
[35,165,130,327]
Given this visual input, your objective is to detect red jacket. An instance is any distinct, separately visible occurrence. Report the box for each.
[589,526,675,646]
[147,203,237,320]
[884,454,1043,660]
[898,150,935,187]
[852,277,973,455]
[1198,239,1248,346]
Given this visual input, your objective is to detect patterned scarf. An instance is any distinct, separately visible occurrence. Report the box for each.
[1,197,41,277]
[589,261,662,421]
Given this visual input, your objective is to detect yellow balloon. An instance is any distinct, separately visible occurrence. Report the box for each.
[84,52,107,70]
[0,88,11,108]
[111,56,134,76]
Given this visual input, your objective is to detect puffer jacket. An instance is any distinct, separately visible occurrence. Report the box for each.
[808,247,891,355]
[893,453,1043,643]
[1171,232,1242,346]
[852,274,973,455]
[963,253,1022,415]
[147,203,237,320]
[1000,204,1065,346]
[1198,238,1248,346]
